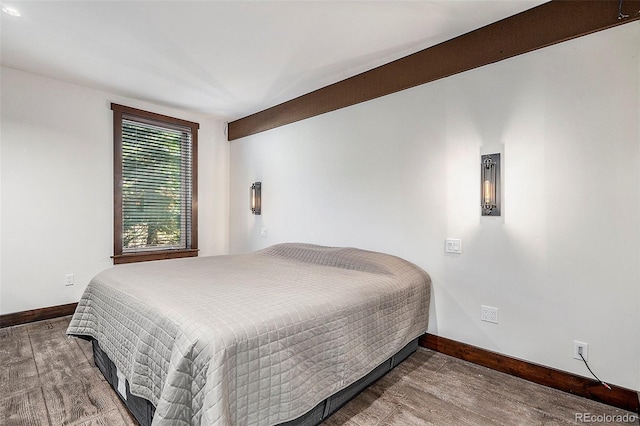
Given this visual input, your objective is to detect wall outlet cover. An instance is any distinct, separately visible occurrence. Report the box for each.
[481,305,498,324]
[573,341,589,361]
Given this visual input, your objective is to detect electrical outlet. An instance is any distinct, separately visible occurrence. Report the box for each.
[65,274,74,286]
[481,305,498,324]
[573,341,589,361]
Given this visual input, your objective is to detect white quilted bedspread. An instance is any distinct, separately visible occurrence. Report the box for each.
[67,243,430,425]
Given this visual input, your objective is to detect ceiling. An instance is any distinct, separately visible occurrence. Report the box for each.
[0,1,547,121]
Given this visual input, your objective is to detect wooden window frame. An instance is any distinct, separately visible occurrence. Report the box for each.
[111,103,199,264]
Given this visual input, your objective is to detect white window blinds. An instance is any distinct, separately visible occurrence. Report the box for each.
[120,117,193,252]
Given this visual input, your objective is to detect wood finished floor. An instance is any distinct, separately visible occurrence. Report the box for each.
[1,316,637,426]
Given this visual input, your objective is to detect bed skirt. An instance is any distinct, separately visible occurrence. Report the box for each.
[91,337,419,426]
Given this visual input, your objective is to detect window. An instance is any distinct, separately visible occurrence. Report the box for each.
[111,103,198,264]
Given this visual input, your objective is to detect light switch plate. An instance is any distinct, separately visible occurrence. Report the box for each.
[445,238,462,254]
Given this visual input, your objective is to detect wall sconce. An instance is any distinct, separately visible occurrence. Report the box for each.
[250,182,261,215]
[481,154,500,216]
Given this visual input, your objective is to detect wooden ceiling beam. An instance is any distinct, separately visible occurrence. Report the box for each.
[228,0,640,141]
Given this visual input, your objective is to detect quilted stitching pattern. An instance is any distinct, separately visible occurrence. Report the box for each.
[67,243,430,425]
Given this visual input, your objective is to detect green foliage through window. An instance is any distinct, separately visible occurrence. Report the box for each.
[121,119,192,251]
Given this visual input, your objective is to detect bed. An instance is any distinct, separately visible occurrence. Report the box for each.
[66,243,430,425]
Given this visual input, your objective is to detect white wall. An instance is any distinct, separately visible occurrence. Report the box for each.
[0,67,229,315]
[229,23,640,391]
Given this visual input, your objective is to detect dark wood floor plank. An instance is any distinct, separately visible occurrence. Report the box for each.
[333,388,399,426]
[370,370,500,426]
[378,405,492,426]
[0,387,50,426]
[38,361,105,389]
[398,357,588,425]
[3,316,638,426]
[1,324,33,365]
[77,409,130,426]
[42,371,119,426]
[320,411,359,426]
[27,316,73,339]
[390,349,448,376]
[0,357,40,396]
[30,328,89,376]
[435,353,635,424]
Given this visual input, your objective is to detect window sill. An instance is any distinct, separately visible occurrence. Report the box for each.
[112,249,199,265]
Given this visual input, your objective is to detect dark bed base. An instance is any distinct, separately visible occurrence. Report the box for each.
[91,337,419,426]
[92,340,155,425]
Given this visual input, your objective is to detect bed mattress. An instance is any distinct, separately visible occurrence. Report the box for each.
[67,243,430,425]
